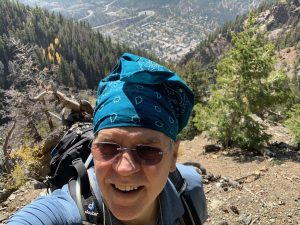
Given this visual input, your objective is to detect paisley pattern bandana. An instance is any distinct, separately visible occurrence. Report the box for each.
[93,53,194,140]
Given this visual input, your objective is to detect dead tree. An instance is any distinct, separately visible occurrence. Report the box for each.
[3,121,16,173]
[21,100,42,143]
[32,85,93,128]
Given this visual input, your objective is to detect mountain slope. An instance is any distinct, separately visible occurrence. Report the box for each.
[181,0,300,70]
[0,0,151,91]
[174,0,300,140]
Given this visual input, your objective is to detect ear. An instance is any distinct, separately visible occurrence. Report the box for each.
[169,139,180,172]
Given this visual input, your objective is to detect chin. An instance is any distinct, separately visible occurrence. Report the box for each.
[110,205,142,221]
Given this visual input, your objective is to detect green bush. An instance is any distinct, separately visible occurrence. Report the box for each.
[285,104,300,144]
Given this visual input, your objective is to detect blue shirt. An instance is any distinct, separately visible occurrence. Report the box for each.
[6,164,207,225]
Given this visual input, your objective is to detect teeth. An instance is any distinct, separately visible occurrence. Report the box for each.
[114,184,139,192]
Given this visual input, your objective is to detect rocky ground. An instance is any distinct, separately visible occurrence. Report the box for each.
[1,124,300,225]
[178,133,300,225]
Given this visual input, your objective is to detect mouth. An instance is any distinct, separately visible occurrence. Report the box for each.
[113,184,143,193]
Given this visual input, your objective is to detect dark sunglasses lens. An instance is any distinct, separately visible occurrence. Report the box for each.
[136,145,163,165]
[95,142,119,159]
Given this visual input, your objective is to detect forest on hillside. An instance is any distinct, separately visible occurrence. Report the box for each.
[179,0,300,104]
[0,0,152,91]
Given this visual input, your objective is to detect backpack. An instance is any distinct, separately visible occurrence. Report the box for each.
[47,123,205,225]
[46,123,94,191]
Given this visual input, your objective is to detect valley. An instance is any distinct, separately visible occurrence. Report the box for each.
[18,0,268,61]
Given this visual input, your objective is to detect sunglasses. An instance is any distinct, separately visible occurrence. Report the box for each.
[92,142,164,165]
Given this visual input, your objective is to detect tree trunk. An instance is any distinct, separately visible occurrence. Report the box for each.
[3,121,16,173]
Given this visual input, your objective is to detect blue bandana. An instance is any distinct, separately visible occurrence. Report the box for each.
[93,53,194,140]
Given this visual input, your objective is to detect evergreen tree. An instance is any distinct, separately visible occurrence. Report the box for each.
[285,104,300,145]
[193,15,292,150]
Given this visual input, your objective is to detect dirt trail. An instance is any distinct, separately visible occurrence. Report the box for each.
[179,135,300,225]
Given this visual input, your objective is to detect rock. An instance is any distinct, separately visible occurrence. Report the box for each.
[14,189,21,194]
[220,222,228,225]
[260,147,276,157]
[210,199,224,210]
[212,154,219,159]
[230,205,239,215]
[204,144,221,153]
[278,201,285,206]
[239,214,252,225]
[215,182,222,189]
[0,212,8,223]
[220,205,229,213]
[227,180,242,189]
[0,189,12,203]
[259,166,268,172]
[182,161,207,175]
[33,181,47,189]
[8,194,16,201]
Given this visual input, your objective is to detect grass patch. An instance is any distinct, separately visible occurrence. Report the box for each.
[270,158,283,166]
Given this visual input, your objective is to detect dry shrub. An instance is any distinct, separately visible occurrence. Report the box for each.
[8,144,41,188]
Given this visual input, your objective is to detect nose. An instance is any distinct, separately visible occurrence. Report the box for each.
[112,151,140,176]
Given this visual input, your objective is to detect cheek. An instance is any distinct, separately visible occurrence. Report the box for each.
[164,151,177,171]
[93,160,111,186]
[145,158,173,184]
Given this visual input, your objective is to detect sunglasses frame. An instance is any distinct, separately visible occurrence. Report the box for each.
[92,141,165,165]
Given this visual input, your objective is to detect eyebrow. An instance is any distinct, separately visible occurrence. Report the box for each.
[96,135,161,145]
[141,137,161,145]
[96,136,113,142]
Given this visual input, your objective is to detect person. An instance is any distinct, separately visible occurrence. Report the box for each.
[6,53,207,225]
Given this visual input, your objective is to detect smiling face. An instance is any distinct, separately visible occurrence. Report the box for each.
[91,127,179,224]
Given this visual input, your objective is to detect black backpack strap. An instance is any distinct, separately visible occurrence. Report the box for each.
[169,168,187,195]
[72,158,90,195]
[69,160,104,225]
[169,168,202,225]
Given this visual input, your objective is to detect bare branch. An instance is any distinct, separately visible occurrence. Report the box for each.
[3,121,16,157]
[48,111,62,121]
[31,91,49,102]
[53,90,81,112]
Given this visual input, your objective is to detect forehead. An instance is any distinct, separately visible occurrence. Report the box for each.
[95,127,170,144]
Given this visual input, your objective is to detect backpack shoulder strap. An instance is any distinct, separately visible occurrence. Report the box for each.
[169,167,203,225]
[68,156,104,225]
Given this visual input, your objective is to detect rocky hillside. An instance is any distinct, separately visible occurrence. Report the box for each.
[180,0,300,72]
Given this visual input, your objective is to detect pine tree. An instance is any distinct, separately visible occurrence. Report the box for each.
[285,104,300,145]
[193,15,292,150]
